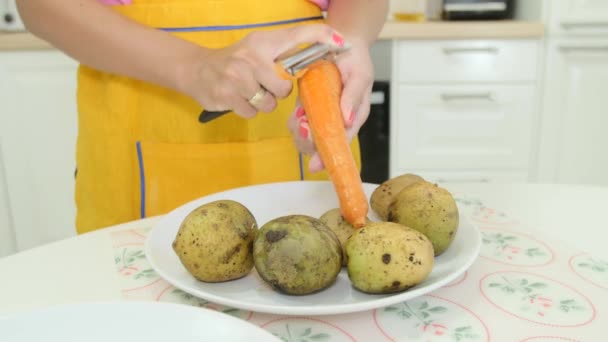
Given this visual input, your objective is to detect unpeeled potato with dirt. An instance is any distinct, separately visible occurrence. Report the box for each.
[345,221,434,294]
[320,208,370,266]
[253,215,342,295]
[388,181,459,256]
[172,200,258,282]
[370,173,425,220]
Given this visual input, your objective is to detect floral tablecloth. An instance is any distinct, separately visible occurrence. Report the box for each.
[110,194,607,342]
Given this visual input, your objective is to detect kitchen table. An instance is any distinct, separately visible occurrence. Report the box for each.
[1,182,606,341]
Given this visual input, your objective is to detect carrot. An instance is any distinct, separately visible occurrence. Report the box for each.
[297,59,369,228]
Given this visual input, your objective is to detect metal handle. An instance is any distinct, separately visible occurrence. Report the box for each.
[558,45,608,53]
[440,92,495,102]
[442,47,499,54]
[561,20,608,29]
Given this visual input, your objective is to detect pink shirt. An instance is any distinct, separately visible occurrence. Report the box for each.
[99,0,329,10]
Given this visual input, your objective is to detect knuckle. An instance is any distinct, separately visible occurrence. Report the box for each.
[215,86,233,104]
[272,80,292,99]
[246,31,262,43]
[262,97,278,113]
[235,105,256,119]
[225,58,242,76]
[320,24,334,37]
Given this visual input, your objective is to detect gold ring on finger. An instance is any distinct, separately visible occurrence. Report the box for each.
[248,88,267,107]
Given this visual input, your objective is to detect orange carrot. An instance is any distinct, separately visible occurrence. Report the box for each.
[298,59,368,228]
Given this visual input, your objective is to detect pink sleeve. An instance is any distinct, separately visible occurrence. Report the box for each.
[308,0,329,10]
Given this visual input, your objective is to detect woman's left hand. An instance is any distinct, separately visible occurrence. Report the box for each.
[288,37,374,172]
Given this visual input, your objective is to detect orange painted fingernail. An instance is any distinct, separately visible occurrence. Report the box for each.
[332,32,344,47]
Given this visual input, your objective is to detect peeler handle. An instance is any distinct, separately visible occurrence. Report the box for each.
[198,110,231,123]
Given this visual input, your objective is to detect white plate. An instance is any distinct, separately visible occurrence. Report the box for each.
[0,301,279,342]
[146,181,481,316]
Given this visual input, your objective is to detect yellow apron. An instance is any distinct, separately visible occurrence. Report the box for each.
[75,0,361,233]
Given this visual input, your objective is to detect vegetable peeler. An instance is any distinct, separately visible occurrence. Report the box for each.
[198,42,350,123]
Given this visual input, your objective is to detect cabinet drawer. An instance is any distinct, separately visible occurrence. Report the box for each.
[548,0,608,36]
[391,84,536,171]
[395,40,539,83]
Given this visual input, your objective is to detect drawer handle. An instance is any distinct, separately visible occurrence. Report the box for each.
[558,45,608,53]
[442,47,499,54]
[440,92,495,102]
[561,21,608,29]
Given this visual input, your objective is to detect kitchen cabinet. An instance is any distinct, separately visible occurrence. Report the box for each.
[536,38,608,185]
[0,50,78,252]
[0,139,16,257]
[546,0,608,36]
[534,0,608,186]
[389,39,541,183]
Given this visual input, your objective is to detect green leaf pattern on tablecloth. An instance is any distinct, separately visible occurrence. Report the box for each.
[570,254,608,289]
[377,296,488,341]
[481,272,595,326]
[273,325,330,342]
[263,319,354,342]
[480,230,553,266]
[114,246,159,281]
[157,288,250,320]
[454,196,484,209]
[455,196,514,225]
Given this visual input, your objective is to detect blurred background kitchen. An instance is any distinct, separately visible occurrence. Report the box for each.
[0,0,606,257]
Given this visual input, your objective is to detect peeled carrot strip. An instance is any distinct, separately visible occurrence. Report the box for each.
[298,59,368,228]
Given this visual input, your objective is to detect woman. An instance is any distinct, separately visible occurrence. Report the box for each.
[16,0,388,233]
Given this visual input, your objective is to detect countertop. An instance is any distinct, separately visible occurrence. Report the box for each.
[0,20,544,51]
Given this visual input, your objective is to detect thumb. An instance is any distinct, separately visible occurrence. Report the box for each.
[340,76,369,128]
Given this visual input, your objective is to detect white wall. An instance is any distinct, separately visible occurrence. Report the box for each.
[515,0,545,21]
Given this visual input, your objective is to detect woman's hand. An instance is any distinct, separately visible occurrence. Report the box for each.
[288,37,374,172]
[178,24,343,119]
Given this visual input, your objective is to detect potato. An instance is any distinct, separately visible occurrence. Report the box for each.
[370,173,425,220]
[172,200,257,282]
[388,181,459,256]
[319,208,370,266]
[345,222,434,294]
[253,215,342,295]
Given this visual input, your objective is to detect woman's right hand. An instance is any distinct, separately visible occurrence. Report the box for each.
[178,24,345,119]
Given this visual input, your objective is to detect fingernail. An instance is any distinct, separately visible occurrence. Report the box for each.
[348,110,355,124]
[299,123,309,140]
[309,155,325,173]
[295,106,305,119]
[332,32,345,47]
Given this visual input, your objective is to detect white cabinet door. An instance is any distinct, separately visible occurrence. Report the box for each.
[391,84,536,175]
[0,51,78,251]
[0,139,16,257]
[537,38,608,185]
[547,0,608,35]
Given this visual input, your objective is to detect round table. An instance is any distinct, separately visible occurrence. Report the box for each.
[1,183,606,341]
